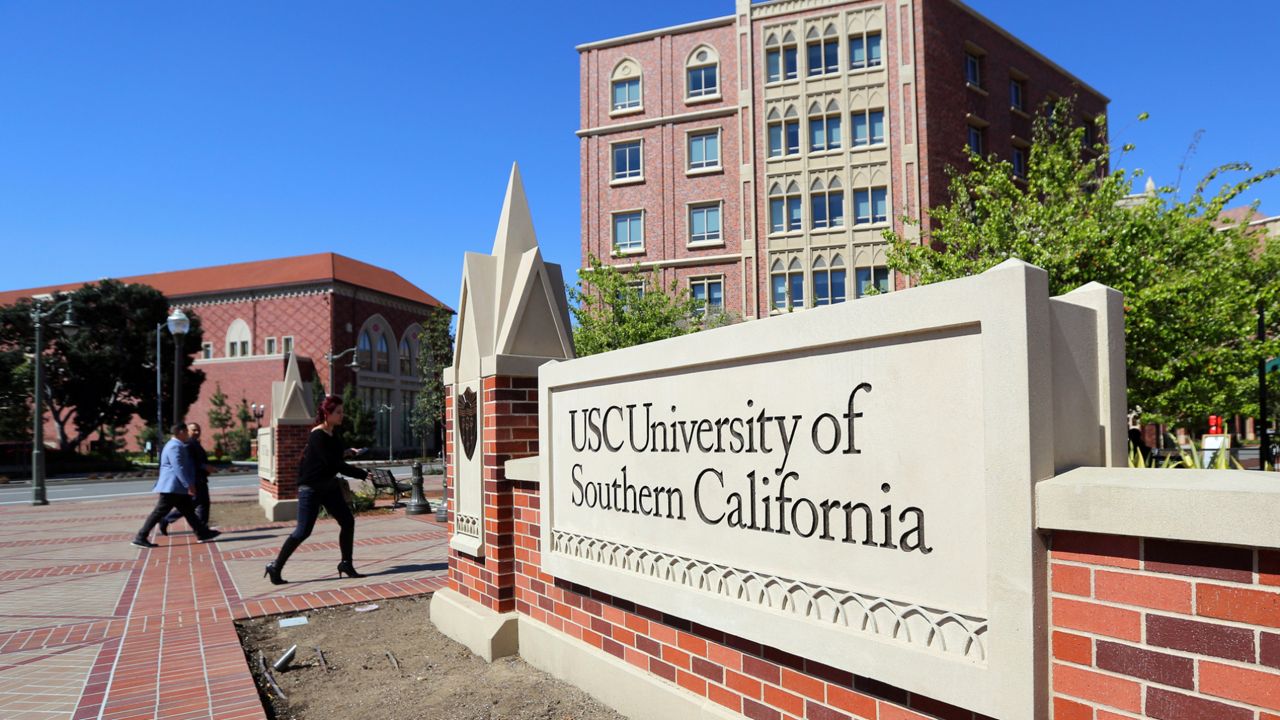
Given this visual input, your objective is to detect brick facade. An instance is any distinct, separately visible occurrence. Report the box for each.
[580,0,1108,319]
[1049,532,1280,719]
[262,422,309,502]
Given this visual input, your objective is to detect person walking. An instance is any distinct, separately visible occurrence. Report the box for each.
[158,422,213,535]
[264,395,368,584]
[131,424,221,548]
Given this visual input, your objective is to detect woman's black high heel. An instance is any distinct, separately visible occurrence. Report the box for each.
[264,562,287,585]
[336,561,365,579]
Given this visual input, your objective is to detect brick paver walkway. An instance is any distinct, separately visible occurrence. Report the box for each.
[0,484,448,720]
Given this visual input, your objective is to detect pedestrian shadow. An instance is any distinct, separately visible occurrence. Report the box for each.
[373,562,447,575]
[213,533,278,542]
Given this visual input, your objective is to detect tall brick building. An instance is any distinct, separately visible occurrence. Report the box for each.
[0,253,450,455]
[578,0,1107,319]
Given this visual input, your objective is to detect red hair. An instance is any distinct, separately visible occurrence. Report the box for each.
[316,395,343,426]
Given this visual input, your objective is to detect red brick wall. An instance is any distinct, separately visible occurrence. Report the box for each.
[1049,531,1280,719]
[445,376,540,614]
[917,0,1108,220]
[262,422,309,501]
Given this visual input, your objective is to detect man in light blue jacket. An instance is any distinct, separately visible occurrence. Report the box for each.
[131,424,221,548]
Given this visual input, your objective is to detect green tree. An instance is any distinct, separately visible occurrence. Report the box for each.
[206,383,233,459]
[339,384,376,450]
[569,254,730,357]
[0,281,207,450]
[0,350,31,442]
[412,308,454,455]
[886,98,1280,424]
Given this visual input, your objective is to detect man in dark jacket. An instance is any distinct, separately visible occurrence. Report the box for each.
[158,422,214,536]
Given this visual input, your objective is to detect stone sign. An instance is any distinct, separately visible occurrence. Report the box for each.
[539,260,1124,718]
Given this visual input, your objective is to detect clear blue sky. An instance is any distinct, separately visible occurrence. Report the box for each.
[2,1,1277,312]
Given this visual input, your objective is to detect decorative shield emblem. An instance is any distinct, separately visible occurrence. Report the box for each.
[458,388,478,460]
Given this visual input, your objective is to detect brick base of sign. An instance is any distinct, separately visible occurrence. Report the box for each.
[1049,531,1280,719]
[445,375,540,614]
[259,421,309,519]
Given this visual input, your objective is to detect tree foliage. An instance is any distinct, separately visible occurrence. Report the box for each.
[412,307,454,455]
[885,99,1280,424]
[568,254,730,357]
[206,383,233,459]
[0,350,31,442]
[339,384,376,450]
[0,280,207,450]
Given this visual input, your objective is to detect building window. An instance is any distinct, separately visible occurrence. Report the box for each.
[765,43,798,83]
[851,109,885,147]
[808,108,842,152]
[771,258,805,310]
[767,116,801,157]
[612,141,642,181]
[853,187,889,225]
[1083,119,1098,147]
[768,183,803,234]
[613,211,644,252]
[968,125,985,155]
[225,318,251,359]
[849,32,882,70]
[374,334,390,373]
[689,276,724,314]
[202,343,213,359]
[265,337,277,355]
[1009,78,1025,112]
[810,188,845,230]
[402,391,418,447]
[400,338,413,375]
[282,336,294,354]
[627,279,646,297]
[965,52,982,87]
[813,255,847,306]
[686,47,719,99]
[688,130,720,170]
[358,330,373,369]
[807,32,839,76]
[1012,147,1027,178]
[612,78,641,111]
[856,266,891,297]
[688,203,722,244]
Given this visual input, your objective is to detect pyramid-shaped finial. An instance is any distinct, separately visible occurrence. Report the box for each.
[273,352,315,423]
[492,162,538,261]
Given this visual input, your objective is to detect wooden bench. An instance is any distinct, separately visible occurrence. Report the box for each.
[367,468,412,507]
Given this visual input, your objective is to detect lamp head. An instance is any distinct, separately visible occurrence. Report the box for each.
[60,304,80,338]
[166,309,190,336]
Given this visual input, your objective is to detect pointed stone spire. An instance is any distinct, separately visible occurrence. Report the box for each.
[492,163,539,332]
[1144,177,1157,196]
[273,352,315,423]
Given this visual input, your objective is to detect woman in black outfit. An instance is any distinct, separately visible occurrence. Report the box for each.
[265,395,369,585]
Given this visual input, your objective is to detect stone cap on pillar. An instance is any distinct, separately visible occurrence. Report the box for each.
[445,162,575,386]
[272,352,316,426]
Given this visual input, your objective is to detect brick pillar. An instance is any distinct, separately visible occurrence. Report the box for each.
[259,421,308,520]
[446,375,539,614]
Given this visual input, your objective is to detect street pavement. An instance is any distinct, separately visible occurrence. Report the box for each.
[0,479,448,719]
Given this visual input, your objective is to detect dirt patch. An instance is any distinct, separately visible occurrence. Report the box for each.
[238,595,628,720]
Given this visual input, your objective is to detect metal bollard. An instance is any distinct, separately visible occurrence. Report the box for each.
[405,461,430,515]
[435,460,448,522]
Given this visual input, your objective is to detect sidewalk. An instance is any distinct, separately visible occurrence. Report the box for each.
[0,484,448,720]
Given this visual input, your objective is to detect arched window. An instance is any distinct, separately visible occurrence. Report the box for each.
[358,330,373,369]
[375,334,390,373]
[399,337,413,376]
[770,257,805,311]
[225,319,251,358]
[814,254,847,305]
[685,45,720,101]
[610,58,643,113]
[764,31,798,84]
[767,105,800,158]
[806,23,840,77]
[769,180,802,234]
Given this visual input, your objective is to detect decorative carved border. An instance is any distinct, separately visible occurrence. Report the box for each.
[551,530,987,661]
[456,513,482,538]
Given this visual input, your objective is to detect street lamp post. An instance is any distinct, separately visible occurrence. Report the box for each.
[155,323,163,455]
[251,403,265,429]
[29,297,79,506]
[167,309,190,424]
[324,346,361,395]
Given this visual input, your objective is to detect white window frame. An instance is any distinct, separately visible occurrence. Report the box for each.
[264,337,277,355]
[610,139,644,185]
[612,209,645,254]
[687,201,724,246]
[848,31,883,71]
[851,108,887,148]
[685,46,721,103]
[689,275,725,315]
[686,128,722,173]
[201,342,213,360]
[282,336,294,354]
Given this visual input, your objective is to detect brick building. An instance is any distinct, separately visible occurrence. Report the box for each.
[0,253,450,455]
[578,0,1108,319]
